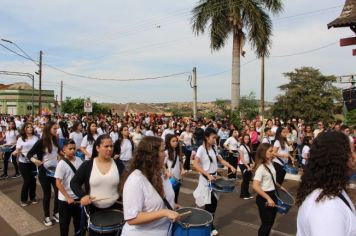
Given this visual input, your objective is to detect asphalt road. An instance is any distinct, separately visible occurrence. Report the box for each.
[0,163,307,236]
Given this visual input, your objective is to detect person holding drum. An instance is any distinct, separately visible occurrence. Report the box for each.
[27,121,60,226]
[239,133,255,199]
[121,136,180,236]
[164,134,184,203]
[296,132,356,236]
[0,120,20,179]
[80,121,98,160]
[253,143,287,236]
[71,134,125,236]
[223,129,240,179]
[12,122,39,206]
[193,127,237,236]
[273,126,295,185]
[55,139,83,236]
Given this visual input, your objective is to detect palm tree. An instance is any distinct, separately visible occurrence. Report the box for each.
[191,0,283,112]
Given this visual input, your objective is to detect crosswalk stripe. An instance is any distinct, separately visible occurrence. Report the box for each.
[232,219,294,236]
[0,191,47,236]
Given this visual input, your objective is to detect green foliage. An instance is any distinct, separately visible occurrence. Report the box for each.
[345,109,356,126]
[61,97,111,115]
[238,92,259,120]
[271,67,342,123]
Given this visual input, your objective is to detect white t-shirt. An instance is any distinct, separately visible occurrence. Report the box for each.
[301,146,310,165]
[180,131,193,146]
[122,169,175,236]
[89,158,120,208]
[297,189,356,236]
[224,137,239,151]
[5,130,18,145]
[132,132,144,147]
[81,134,98,160]
[69,132,83,150]
[57,129,65,139]
[273,140,289,164]
[145,130,154,137]
[195,145,218,173]
[161,129,174,141]
[43,145,59,171]
[262,137,272,144]
[120,139,133,161]
[16,136,39,163]
[271,126,278,141]
[164,150,181,180]
[239,145,251,165]
[253,162,276,192]
[54,158,83,201]
[110,131,119,143]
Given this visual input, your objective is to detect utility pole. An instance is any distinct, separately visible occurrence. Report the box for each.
[38,50,43,115]
[261,56,265,114]
[192,67,197,120]
[60,80,63,105]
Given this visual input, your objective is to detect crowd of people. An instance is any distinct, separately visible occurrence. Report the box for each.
[0,112,354,236]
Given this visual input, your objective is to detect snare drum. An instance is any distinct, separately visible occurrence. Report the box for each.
[209,178,236,193]
[284,164,298,175]
[169,177,181,192]
[88,209,124,235]
[75,150,85,160]
[0,145,13,153]
[173,207,213,236]
[275,188,295,214]
[45,166,56,177]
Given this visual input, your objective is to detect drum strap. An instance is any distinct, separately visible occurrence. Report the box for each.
[263,164,279,197]
[63,158,77,174]
[242,144,253,164]
[338,193,353,212]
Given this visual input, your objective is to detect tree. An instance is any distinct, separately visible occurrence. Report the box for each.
[239,92,259,120]
[345,109,356,126]
[191,0,283,111]
[271,67,342,123]
[61,97,111,115]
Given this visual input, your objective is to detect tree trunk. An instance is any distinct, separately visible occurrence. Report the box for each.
[261,56,265,114]
[231,32,241,112]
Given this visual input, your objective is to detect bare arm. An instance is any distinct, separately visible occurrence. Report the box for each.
[127,209,179,225]
[252,180,275,207]
[56,178,74,204]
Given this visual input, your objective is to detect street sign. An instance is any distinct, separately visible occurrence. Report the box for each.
[84,99,92,113]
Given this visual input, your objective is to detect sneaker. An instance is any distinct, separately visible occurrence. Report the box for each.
[20,202,29,207]
[31,199,38,204]
[43,217,53,226]
[11,173,21,178]
[0,174,8,179]
[52,213,59,223]
[248,196,254,199]
[243,197,250,200]
[211,229,219,236]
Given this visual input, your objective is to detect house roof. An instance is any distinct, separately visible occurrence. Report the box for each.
[0,82,32,90]
[328,0,356,28]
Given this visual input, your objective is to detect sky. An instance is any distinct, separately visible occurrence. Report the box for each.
[0,0,354,104]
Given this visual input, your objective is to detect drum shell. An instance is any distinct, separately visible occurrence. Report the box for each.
[0,146,13,153]
[210,179,236,193]
[89,210,124,234]
[172,207,212,236]
[284,165,298,175]
[169,177,181,192]
[275,189,295,214]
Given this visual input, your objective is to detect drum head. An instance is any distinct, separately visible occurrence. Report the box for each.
[276,189,295,205]
[176,207,213,227]
[90,210,124,227]
[214,178,236,188]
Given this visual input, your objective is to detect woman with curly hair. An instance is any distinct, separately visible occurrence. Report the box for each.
[121,136,180,236]
[296,131,356,236]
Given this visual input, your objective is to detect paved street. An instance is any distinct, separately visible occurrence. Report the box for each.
[0,164,304,236]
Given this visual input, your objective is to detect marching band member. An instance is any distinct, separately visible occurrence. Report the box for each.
[193,127,236,236]
[121,136,179,236]
[28,121,60,226]
[297,132,356,236]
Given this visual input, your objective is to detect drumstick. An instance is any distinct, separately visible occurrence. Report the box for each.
[179,210,192,217]
[74,197,112,204]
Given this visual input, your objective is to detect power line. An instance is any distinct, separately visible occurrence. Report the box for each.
[271,41,338,58]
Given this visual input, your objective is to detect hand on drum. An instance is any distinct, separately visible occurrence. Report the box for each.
[230,166,237,173]
[165,209,180,222]
[174,203,182,210]
[207,174,216,182]
[81,195,95,206]
[67,197,75,205]
[266,197,276,207]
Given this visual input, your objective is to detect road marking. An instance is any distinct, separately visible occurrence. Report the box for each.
[232,219,294,236]
[180,186,194,194]
[182,177,198,183]
[0,191,47,236]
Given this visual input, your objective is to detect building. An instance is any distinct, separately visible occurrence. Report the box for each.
[0,82,55,115]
